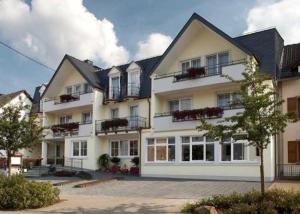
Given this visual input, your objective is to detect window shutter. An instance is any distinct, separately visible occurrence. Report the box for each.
[287,97,298,119]
[288,141,298,163]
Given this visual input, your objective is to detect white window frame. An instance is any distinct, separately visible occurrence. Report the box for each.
[59,115,72,124]
[180,57,202,72]
[216,91,242,109]
[72,140,87,158]
[145,137,176,163]
[109,74,121,99]
[220,138,249,162]
[111,108,119,119]
[82,112,92,124]
[109,139,139,158]
[180,136,216,163]
[127,70,140,96]
[168,97,192,112]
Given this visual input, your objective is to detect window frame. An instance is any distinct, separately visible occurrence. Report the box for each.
[82,112,92,124]
[168,97,192,112]
[110,139,139,158]
[220,138,248,162]
[180,136,216,163]
[146,137,176,163]
[180,57,202,73]
[217,91,242,110]
[110,108,119,119]
[72,140,87,158]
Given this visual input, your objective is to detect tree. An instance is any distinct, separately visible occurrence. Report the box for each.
[197,62,291,195]
[0,105,43,176]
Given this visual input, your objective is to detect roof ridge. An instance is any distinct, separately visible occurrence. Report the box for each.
[234,28,277,39]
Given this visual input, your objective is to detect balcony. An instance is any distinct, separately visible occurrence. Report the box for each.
[103,87,122,103]
[125,83,140,99]
[44,122,93,139]
[95,116,148,135]
[153,59,246,94]
[43,91,93,112]
[153,108,243,132]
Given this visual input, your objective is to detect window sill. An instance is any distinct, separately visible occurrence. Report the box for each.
[70,156,88,160]
[112,156,139,159]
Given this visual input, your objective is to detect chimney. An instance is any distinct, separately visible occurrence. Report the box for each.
[84,59,93,65]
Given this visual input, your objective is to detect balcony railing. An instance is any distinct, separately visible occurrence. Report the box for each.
[126,83,140,97]
[46,121,92,138]
[277,164,300,178]
[44,90,93,105]
[95,116,148,134]
[154,59,246,80]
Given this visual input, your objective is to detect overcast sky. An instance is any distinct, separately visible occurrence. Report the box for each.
[0,0,299,95]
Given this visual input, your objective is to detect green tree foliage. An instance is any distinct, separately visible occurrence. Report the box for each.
[0,105,43,176]
[197,62,292,195]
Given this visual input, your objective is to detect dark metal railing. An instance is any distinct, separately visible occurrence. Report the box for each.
[154,59,246,80]
[95,116,148,134]
[44,90,93,104]
[277,164,300,178]
[48,121,92,137]
[126,83,140,97]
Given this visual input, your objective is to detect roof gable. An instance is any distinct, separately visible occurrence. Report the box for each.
[152,13,253,74]
[0,90,32,107]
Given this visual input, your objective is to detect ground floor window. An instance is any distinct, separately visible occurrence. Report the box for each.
[181,136,215,162]
[72,141,87,157]
[221,138,247,161]
[110,140,138,157]
[146,137,175,162]
[288,141,300,163]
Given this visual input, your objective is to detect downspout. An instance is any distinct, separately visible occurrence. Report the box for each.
[147,97,151,128]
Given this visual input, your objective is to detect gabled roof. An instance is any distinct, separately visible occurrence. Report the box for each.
[41,55,103,98]
[0,90,32,107]
[151,13,253,74]
[97,56,161,98]
[234,28,284,77]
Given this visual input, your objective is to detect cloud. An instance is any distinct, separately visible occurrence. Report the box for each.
[244,0,300,44]
[0,0,129,68]
[135,33,172,60]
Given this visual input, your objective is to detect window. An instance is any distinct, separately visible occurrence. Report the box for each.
[181,58,201,73]
[129,105,139,128]
[206,52,229,75]
[56,144,61,157]
[82,112,92,124]
[74,84,81,96]
[287,97,300,120]
[181,61,190,73]
[66,86,72,95]
[60,115,72,124]
[128,71,140,96]
[72,141,87,157]
[168,98,192,112]
[110,140,139,157]
[217,92,242,109]
[110,76,120,99]
[206,55,217,75]
[288,141,300,163]
[84,83,93,93]
[221,138,247,161]
[111,108,119,119]
[146,137,175,162]
[181,136,215,162]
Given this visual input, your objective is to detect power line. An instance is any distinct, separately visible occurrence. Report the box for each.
[0,40,55,71]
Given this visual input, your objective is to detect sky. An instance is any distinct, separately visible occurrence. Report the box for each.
[0,0,299,96]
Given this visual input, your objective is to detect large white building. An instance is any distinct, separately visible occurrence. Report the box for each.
[39,13,299,181]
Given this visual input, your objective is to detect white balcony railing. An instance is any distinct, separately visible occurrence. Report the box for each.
[43,92,93,112]
[153,61,246,94]
[153,108,243,132]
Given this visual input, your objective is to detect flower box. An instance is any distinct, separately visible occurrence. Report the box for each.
[175,67,206,81]
[60,94,79,103]
[172,107,223,121]
[101,118,128,131]
[51,122,79,133]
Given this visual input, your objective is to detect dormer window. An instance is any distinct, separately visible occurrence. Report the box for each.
[110,76,120,99]
[127,62,141,97]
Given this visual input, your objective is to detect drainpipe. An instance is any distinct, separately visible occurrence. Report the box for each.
[138,128,142,177]
[147,98,151,128]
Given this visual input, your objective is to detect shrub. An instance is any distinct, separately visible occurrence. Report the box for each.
[110,157,121,165]
[0,175,59,210]
[76,171,93,180]
[131,157,139,167]
[53,170,76,177]
[98,154,110,169]
[110,165,120,174]
[182,189,300,214]
[129,167,139,176]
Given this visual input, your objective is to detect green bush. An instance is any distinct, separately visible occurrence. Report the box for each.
[131,157,139,167]
[110,157,121,165]
[182,189,300,214]
[0,175,59,210]
[98,153,110,169]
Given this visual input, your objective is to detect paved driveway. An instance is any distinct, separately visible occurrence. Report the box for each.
[4,177,270,214]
